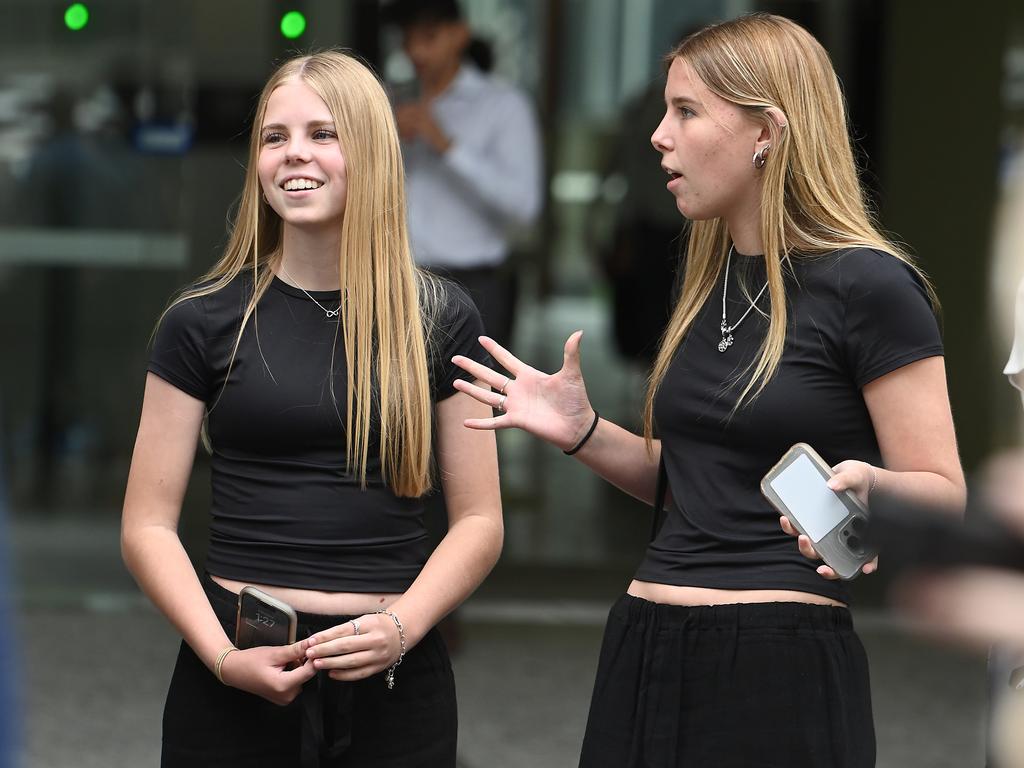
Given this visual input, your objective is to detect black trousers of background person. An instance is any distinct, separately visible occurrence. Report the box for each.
[579,595,876,768]
[425,264,518,351]
[161,575,457,768]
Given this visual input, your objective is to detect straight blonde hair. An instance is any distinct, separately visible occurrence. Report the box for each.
[162,51,436,497]
[643,13,937,446]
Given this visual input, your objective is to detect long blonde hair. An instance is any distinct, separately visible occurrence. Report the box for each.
[163,51,435,497]
[643,13,937,445]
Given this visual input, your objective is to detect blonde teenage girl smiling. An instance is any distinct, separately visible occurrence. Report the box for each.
[122,51,501,767]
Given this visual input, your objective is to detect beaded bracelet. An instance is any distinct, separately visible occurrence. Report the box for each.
[376,608,406,690]
[564,410,600,456]
[214,646,237,684]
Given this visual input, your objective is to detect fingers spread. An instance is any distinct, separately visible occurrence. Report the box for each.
[478,336,524,374]
[451,355,504,389]
[462,414,506,430]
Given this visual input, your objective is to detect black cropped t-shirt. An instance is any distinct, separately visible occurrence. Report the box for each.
[635,248,944,603]
[148,274,489,593]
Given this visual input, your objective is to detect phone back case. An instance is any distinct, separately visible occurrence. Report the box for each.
[235,587,297,649]
[761,443,875,581]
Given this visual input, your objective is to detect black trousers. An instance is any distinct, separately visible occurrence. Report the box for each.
[579,595,876,768]
[161,575,457,768]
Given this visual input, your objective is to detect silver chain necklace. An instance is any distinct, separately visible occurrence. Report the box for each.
[278,264,341,318]
[718,245,770,352]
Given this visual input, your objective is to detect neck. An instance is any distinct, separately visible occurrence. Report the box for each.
[726,186,765,255]
[727,218,762,257]
[278,224,341,290]
[422,61,462,99]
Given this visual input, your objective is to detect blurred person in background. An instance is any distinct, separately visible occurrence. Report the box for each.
[121,51,501,767]
[895,154,1024,765]
[388,0,542,350]
[452,14,964,767]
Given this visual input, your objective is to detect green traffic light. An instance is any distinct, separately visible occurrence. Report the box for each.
[64,3,89,31]
[280,11,306,39]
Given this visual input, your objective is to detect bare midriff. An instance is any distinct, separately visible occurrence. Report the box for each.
[627,579,845,608]
[211,575,401,616]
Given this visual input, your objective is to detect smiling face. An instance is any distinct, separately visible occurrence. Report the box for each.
[257,78,348,232]
[651,57,766,223]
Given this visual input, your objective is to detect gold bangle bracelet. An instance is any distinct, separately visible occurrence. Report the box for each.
[214,646,237,684]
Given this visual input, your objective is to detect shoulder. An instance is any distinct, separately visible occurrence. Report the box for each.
[464,68,534,116]
[796,247,931,304]
[420,273,481,336]
[159,272,251,333]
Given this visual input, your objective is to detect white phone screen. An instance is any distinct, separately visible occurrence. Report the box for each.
[769,453,848,542]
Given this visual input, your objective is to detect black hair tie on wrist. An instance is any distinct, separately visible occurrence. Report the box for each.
[563,410,600,456]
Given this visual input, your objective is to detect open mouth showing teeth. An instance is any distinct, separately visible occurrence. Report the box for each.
[665,169,682,180]
[281,178,324,191]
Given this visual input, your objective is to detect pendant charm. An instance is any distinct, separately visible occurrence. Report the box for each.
[718,320,733,352]
[325,308,340,318]
[385,671,395,690]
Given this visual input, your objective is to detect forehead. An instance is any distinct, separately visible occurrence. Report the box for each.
[664,57,708,103]
[262,78,333,124]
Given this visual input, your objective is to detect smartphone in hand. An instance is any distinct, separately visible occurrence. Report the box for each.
[235,586,298,650]
[761,442,876,580]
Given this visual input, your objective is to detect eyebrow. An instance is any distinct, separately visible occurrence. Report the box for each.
[669,96,699,108]
[261,120,335,131]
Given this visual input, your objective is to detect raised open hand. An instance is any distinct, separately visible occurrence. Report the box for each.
[451,332,596,451]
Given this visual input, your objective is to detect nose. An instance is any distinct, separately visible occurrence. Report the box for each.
[651,110,672,153]
[285,136,312,163]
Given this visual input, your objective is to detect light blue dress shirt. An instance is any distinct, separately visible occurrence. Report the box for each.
[403,64,543,269]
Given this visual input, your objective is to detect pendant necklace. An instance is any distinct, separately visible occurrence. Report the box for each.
[718,245,770,353]
[278,264,341,319]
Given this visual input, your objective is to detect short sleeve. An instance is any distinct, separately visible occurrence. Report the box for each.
[842,250,944,387]
[429,283,492,401]
[148,296,211,402]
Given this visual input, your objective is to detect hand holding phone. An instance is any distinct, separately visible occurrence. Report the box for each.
[235,586,298,649]
[762,443,877,580]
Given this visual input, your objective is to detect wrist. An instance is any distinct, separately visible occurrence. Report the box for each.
[865,462,879,497]
[375,608,407,690]
[213,645,237,685]
[563,409,599,455]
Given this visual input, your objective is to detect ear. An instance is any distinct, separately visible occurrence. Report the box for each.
[755,106,789,148]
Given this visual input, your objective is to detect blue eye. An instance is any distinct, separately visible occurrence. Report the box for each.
[678,107,695,118]
[313,129,337,141]
[262,132,285,145]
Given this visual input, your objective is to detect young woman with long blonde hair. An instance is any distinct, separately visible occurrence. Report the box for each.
[453,14,964,767]
[121,51,502,767]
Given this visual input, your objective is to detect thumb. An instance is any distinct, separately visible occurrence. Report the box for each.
[562,330,584,373]
[281,657,317,684]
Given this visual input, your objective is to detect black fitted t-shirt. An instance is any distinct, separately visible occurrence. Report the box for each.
[635,248,944,603]
[148,274,489,593]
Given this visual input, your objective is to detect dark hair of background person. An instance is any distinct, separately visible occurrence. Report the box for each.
[384,0,462,29]
[384,0,493,72]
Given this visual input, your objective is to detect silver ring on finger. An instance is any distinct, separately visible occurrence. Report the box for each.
[499,375,511,394]
[350,618,361,635]
[497,394,507,412]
